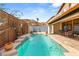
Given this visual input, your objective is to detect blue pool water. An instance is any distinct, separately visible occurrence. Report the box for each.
[16,34,66,56]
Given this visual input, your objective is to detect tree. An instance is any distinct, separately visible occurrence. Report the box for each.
[36,18,39,22]
[0,4,23,18]
[10,10,23,18]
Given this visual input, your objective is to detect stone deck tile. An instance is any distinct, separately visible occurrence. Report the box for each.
[49,34,79,56]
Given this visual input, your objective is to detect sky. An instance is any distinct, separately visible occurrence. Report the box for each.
[1,3,62,22]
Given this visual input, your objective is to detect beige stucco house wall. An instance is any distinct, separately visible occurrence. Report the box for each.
[47,3,79,34]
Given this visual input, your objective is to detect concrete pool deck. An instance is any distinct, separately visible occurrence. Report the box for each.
[1,33,79,56]
[49,34,79,56]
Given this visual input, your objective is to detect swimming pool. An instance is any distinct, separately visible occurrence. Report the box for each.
[16,34,66,56]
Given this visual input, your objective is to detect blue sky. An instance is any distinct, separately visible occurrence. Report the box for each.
[2,3,62,22]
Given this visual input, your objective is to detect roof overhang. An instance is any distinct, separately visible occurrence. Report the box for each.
[47,4,79,24]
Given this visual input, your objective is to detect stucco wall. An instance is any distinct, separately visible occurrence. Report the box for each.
[0,27,16,48]
[53,22,61,34]
[0,31,5,48]
[0,10,29,48]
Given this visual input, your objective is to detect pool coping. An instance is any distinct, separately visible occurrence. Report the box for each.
[14,34,31,49]
[15,34,67,56]
[49,35,79,56]
[2,34,79,56]
[1,34,31,56]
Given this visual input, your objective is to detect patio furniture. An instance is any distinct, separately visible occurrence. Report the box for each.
[73,24,79,38]
[59,29,65,35]
[67,31,74,37]
[73,31,79,37]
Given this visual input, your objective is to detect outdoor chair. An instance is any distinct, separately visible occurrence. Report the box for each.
[67,31,74,37]
[73,31,79,37]
[59,29,65,35]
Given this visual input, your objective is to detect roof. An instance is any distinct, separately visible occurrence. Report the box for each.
[57,3,65,14]
[47,3,65,23]
[47,4,79,24]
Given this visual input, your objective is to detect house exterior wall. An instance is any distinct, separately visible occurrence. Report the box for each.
[22,21,28,34]
[48,3,79,34]
[0,27,16,48]
[0,10,29,47]
[48,25,52,34]
[4,27,16,42]
[48,24,54,34]
[0,10,29,35]
[17,20,28,36]
[53,22,61,34]
[0,31,5,48]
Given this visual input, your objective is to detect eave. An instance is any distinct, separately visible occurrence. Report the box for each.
[48,4,79,24]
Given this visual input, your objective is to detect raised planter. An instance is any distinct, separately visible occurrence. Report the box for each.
[4,42,13,51]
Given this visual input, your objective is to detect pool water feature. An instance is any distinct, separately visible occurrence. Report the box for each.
[16,34,66,56]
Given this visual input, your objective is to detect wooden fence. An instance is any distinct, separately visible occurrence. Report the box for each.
[0,27,16,48]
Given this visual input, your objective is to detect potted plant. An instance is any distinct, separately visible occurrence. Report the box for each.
[4,42,13,51]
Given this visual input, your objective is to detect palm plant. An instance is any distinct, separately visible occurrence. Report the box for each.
[36,18,39,22]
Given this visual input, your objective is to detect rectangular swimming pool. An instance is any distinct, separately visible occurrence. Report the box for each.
[16,34,66,56]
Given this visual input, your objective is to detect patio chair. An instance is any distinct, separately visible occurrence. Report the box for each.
[67,31,74,37]
[73,31,79,37]
[59,29,65,35]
